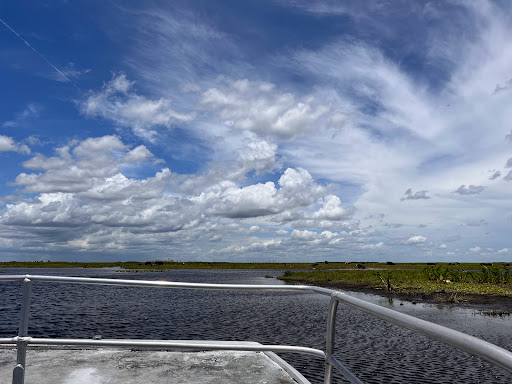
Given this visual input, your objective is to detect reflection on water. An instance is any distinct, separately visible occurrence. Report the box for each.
[1,268,511,384]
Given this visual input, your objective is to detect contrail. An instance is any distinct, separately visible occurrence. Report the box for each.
[0,17,81,91]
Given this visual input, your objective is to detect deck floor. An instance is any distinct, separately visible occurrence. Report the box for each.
[0,346,301,384]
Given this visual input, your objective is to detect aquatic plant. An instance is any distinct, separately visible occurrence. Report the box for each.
[474,265,511,285]
[477,309,512,318]
[375,271,394,291]
[423,266,470,283]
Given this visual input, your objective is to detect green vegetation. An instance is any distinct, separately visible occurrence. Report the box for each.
[279,263,512,305]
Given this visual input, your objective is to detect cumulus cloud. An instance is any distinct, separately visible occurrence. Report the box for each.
[236,138,278,175]
[497,248,509,254]
[211,239,283,254]
[400,188,430,201]
[15,136,128,193]
[0,135,30,154]
[505,158,512,168]
[200,79,330,140]
[406,235,427,244]
[361,242,385,249]
[454,185,485,195]
[506,130,512,142]
[123,145,153,163]
[439,244,447,249]
[504,170,512,181]
[1,136,357,257]
[1,136,202,235]
[289,229,343,246]
[82,73,196,141]
[309,195,354,220]
[192,168,324,219]
[469,246,481,253]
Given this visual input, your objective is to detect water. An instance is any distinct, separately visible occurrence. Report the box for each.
[1,268,511,383]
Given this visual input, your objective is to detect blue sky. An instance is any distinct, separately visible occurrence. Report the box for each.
[1,1,512,262]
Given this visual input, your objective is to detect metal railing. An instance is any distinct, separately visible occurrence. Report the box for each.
[1,274,512,384]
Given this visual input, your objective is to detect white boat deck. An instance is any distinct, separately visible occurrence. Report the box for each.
[0,343,307,384]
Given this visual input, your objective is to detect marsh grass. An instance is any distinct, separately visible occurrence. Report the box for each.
[279,267,512,300]
[423,265,511,284]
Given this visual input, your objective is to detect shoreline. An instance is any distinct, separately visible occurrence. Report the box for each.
[2,261,511,312]
[280,277,512,311]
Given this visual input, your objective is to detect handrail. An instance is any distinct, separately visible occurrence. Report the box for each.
[0,274,333,294]
[2,337,326,358]
[2,274,512,384]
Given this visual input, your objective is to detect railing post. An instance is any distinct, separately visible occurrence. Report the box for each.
[12,277,32,384]
[324,296,339,384]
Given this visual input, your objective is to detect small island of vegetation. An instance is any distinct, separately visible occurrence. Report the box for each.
[279,262,512,309]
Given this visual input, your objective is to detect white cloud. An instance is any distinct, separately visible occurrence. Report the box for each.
[212,239,283,254]
[200,79,330,140]
[290,229,317,242]
[236,138,278,175]
[361,242,385,249]
[406,235,427,244]
[1,136,356,258]
[309,195,353,220]
[192,168,324,219]
[469,246,482,253]
[16,136,127,193]
[0,135,30,154]
[439,244,447,249]
[82,73,196,141]
[123,145,153,163]
[289,229,343,246]
[497,248,509,254]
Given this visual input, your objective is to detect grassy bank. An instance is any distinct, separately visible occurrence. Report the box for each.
[279,264,512,307]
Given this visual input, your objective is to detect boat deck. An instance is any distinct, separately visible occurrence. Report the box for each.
[0,342,306,384]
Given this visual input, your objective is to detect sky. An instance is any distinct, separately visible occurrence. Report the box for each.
[1,0,512,262]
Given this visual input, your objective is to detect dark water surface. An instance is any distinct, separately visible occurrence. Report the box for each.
[1,268,511,383]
